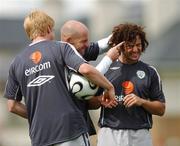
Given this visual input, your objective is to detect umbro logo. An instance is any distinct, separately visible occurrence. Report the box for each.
[110,67,120,70]
[27,75,55,87]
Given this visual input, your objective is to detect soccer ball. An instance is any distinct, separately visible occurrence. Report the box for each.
[69,72,99,100]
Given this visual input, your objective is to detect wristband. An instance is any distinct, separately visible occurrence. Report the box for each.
[96,56,112,74]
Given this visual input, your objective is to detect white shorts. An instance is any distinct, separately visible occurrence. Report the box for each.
[54,133,90,146]
[97,127,152,146]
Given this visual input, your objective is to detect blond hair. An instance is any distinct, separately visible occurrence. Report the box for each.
[24,10,54,40]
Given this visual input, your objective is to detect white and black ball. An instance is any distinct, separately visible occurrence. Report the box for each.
[69,72,99,100]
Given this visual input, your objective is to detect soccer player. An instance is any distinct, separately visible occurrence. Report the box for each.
[60,20,121,136]
[3,10,117,146]
[96,23,166,146]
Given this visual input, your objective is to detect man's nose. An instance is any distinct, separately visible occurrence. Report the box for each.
[132,45,139,52]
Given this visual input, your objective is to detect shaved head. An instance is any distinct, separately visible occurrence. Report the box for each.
[60,20,89,55]
[60,20,88,41]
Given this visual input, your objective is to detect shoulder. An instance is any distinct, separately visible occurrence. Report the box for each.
[8,54,23,77]
[89,42,99,49]
[56,41,78,52]
[139,61,160,76]
[83,42,99,61]
[138,61,157,70]
[11,54,22,66]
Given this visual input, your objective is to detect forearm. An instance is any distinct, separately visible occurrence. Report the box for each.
[123,94,165,116]
[96,42,124,74]
[96,56,112,74]
[141,99,165,116]
[88,96,102,110]
[79,63,113,91]
[7,99,28,119]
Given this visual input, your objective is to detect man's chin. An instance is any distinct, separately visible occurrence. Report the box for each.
[131,55,140,61]
[129,57,139,63]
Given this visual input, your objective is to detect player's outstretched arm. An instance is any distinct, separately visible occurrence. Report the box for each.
[96,42,124,74]
[87,42,124,109]
[78,63,116,102]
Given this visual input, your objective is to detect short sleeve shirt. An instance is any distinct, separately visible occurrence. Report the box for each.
[99,60,165,130]
[4,40,88,146]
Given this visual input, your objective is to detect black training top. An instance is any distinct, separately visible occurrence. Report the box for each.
[4,40,88,146]
[98,60,165,130]
[83,42,99,61]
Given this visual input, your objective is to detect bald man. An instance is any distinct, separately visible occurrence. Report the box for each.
[60,20,123,136]
[61,20,114,62]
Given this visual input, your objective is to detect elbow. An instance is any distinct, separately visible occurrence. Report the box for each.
[158,111,165,116]
[7,100,17,113]
[158,103,166,116]
[78,63,92,76]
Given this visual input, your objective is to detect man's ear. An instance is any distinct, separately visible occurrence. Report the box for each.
[47,26,52,34]
[65,36,71,42]
[65,36,73,44]
[61,34,71,42]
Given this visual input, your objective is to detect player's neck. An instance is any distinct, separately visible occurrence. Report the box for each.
[119,55,138,64]
[29,36,48,46]
[32,36,49,43]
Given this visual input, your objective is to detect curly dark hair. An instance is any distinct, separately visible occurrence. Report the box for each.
[109,23,149,52]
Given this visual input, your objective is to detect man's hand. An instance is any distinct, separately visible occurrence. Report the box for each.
[101,90,118,108]
[123,93,144,108]
[106,41,124,61]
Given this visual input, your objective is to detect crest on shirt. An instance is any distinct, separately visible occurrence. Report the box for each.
[136,70,145,79]
[122,81,134,95]
[30,50,42,64]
